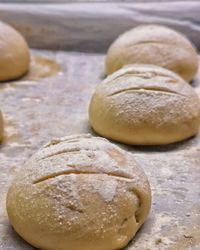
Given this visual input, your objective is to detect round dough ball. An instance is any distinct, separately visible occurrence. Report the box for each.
[0,21,30,81]
[106,25,198,82]
[6,134,151,250]
[89,64,200,145]
[0,110,3,141]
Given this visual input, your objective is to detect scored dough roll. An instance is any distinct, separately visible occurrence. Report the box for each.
[0,21,30,81]
[6,134,151,250]
[89,64,200,145]
[106,25,199,82]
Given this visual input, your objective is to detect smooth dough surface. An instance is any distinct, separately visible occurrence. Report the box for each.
[0,21,30,81]
[89,65,200,145]
[106,25,198,82]
[6,134,151,250]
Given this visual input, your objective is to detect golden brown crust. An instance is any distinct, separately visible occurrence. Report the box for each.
[0,21,30,82]
[6,134,151,250]
[106,25,198,82]
[89,65,200,145]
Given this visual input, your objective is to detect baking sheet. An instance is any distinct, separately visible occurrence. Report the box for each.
[0,49,200,250]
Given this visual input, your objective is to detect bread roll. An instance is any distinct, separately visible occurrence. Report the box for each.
[0,110,3,141]
[6,134,151,250]
[89,65,200,145]
[0,21,30,81]
[106,25,198,82]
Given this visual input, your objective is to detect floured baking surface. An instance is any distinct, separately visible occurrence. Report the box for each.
[0,50,200,250]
